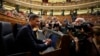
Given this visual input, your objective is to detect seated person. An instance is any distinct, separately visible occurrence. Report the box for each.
[50,24,63,48]
[15,14,51,56]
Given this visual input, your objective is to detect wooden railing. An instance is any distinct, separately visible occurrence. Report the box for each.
[42,14,100,25]
[42,15,72,23]
[0,11,99,26]
[0,12,26,25]
[17,0,98,6]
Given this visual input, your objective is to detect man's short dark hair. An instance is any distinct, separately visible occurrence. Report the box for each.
[29,14,40,20]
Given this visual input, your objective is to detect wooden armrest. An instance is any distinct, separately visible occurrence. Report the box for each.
[40,48,61,56]
[40,48,61,55]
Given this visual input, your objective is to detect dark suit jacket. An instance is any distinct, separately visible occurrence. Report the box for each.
[15,24,48,56]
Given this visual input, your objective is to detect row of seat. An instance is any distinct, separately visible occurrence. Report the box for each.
[0,21,29,56]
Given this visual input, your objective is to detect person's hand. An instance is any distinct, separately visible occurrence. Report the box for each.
[74,37,79,43]
[44,39,52,46]
[74,37,79,52]
[33,27,39,31]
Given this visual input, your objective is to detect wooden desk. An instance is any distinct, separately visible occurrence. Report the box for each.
[0,12,26,25]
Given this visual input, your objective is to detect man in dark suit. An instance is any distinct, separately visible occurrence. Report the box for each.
[15,14,51,56]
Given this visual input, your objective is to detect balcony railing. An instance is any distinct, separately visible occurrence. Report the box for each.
[16,0,99,6]
[4,0,100,10]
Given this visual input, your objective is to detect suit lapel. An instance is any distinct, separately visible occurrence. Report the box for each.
[27,24,37,40]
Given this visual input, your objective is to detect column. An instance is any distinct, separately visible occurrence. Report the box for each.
[15,5,20,12]
[40,9,43,15]
[43,10,47,15]
[90,7,94,15]
[70,9,77,22]
[29,8,32,14]
[0,0,3,8]
[61,10,65,16]
[50,9,53,16]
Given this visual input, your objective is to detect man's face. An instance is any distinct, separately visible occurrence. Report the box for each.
[31,18,40,27]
